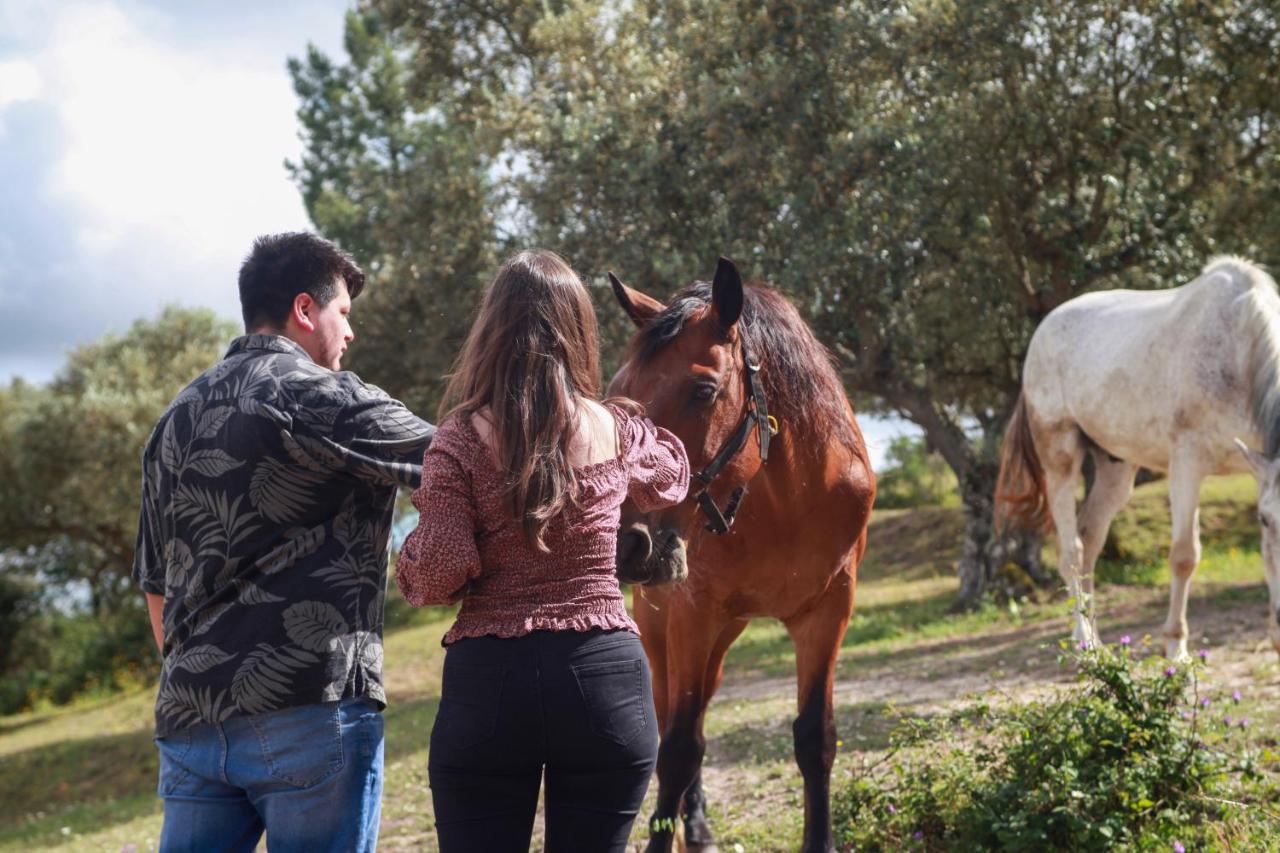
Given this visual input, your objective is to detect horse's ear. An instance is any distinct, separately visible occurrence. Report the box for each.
[609,272,665,327]
[712,257,743,330]
[1235,438,1272,480]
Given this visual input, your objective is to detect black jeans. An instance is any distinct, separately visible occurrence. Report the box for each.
[428,629,659,852]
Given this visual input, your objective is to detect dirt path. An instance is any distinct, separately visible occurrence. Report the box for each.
[681,582,1280,849]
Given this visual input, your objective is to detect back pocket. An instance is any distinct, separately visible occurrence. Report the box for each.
[433,662,505,751]
[250,701,345,789]
[571,658,647,747]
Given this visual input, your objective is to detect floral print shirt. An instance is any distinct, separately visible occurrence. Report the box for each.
[133,334,433,737]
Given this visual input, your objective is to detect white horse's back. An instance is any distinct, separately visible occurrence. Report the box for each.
[1023,258,1273,473]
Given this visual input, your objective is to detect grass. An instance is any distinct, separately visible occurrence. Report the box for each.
[1,473,1274,851]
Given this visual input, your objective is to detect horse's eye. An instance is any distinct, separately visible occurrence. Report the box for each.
[692,385,717,403]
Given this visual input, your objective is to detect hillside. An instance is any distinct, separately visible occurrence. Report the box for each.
[1,475,1273,851]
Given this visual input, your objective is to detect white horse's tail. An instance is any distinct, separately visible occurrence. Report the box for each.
[995,392,1050,534]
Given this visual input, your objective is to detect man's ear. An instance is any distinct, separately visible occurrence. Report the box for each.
[290,293,317,333]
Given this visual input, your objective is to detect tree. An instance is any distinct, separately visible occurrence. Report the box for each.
[288,8,501,417]
[0,307,236,614]
[293,0,1280,606]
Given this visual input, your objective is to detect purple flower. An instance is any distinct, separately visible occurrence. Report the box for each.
[1224,715,1233,727]
[1181,711,1191,719]
[1078,640,1089,651]
[1232,689,1242,703]
[1164,666,1177,677]
[914,831,924,841]
[1240,718,1249,728]
[1119,634,1132,647]
[1198,649,1209,662]
[1173,842,1186,853]
[1200,697,1210,708]
[887,803,897,814]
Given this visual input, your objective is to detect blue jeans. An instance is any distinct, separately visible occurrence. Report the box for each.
[154,697,384,853]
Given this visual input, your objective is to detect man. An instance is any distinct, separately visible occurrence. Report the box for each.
[133,232,433,852]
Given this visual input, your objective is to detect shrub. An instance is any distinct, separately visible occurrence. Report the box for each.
[833,646,1278,850]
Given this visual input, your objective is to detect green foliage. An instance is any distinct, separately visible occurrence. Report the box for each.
[875,436,957,508]
[833,648,1278,850]
[0,307,235,712]
[288,7,500,417]
[294,0,1280,602]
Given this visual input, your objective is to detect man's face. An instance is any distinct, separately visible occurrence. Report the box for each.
[305,279,354,370]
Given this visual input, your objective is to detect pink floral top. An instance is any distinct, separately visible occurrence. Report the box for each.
[396,405,690,645]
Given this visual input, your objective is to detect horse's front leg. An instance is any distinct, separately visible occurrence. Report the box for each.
[645,610,729,853]
[784,569,855,853]
[1162,453,1205,661]
[676,617,749,852]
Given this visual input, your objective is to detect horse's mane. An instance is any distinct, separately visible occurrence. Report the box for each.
[1223,257,1280,456]
[629,280,862,453]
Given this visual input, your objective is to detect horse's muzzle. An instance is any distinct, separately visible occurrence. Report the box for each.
[616,521,688,586]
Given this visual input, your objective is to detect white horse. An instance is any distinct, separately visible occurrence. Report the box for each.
[996,257,1280,660]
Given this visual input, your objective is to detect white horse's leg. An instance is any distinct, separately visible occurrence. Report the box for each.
[1042,428,1094,647]
[1162,453,1205,661]
[1077,453,1138,641]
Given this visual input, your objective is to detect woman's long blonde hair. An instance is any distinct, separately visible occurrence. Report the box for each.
[440,250,604,552]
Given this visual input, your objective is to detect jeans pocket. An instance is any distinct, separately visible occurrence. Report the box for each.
[571,658,647,747]
[433,662,505,752]
[155,728,193,795]
[250,701,346,789]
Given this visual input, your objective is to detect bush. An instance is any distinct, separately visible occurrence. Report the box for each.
[875,436,956,509]
[833,645,1278,850]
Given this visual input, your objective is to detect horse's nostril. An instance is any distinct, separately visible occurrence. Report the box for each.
[617,525,653,569]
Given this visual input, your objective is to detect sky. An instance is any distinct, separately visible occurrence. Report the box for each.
[0,0,916,468]
[0,0,348,380]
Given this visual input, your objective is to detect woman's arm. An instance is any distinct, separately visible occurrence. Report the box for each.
[395,445,482,606]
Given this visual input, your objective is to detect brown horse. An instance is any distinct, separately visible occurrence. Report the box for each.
[608,258,875,853]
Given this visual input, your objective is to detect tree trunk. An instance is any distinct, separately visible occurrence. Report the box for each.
[872,382,1047,610]
[950,459,1051,611]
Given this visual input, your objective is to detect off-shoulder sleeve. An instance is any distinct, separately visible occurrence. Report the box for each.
[621,412,691,512]
[395,432,481,606]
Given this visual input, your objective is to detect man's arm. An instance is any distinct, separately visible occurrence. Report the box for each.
[133,448,168,656]
[145,592,165,653]
[299,376,435,489]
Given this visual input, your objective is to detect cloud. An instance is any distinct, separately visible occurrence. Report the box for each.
[0,0,346,382]
[0,58,41,112]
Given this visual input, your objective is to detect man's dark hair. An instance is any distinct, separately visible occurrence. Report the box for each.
[238,232,365,330]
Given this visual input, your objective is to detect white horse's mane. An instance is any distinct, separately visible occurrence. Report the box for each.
[1227,256,1280,455]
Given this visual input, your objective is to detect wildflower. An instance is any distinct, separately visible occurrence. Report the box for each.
[1240,718,1249,728]
[1200,697,1210,708]
[1142,633,1152,646]
[1164,666,1177,677]
[1198,649,1209,662]
[1181,711,1191,719]
[887,803,897,814]
[1224,715,1233,727]
[914,831,924,841]
[1232,689,1242,703]
[1173,842,1186,853]
[1078,640,1088,651]
[1119,634,1132,647]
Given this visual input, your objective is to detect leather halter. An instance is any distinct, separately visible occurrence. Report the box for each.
[692,336,773,535]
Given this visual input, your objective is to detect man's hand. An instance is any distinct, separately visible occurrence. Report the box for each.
[145,593,165,654]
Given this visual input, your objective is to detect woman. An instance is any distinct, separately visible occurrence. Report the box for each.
[396,250,689,852]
